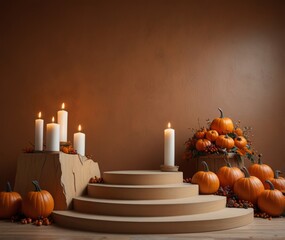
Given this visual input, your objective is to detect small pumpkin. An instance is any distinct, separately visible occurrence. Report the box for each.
[216,135,234,149]
[0,182,22,219]
[248,154,274,188]
[191,161,220,194]
[217,162,244,187]
[233,167,264,204]
[210,108,234,134]
[234,127,243,136]
[257,180,285,217]
[22,180,54,219]
[269,170,285,191]
[195,139,211,151]
[234,136,247,149]
[205,130,219,142]
[195,128,207,139]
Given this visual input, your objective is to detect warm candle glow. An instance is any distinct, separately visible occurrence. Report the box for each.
[78,124,82,132]
[61,103,65,109]
[168,122,171,128]
[38,112,42,118]
[52,117,55,123]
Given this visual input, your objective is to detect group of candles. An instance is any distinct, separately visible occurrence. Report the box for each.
[34,103,85,156]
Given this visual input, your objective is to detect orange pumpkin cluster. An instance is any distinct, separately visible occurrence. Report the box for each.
[184,108,254,160]
[189,159,285,217]
[0,180,55,223]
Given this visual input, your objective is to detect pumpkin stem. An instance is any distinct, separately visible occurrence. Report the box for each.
[257,154,263,165]
[32,180,42,192]
[218,108,224,118]
[241,167,250,178]
[6,181,12,192]
[274,170,282,179]
[226,162,232,168]
[265,180,275,190]
[201,161,210,172]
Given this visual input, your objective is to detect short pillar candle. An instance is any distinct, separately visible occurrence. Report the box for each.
[74,124,85,156]
[46,117,60,151]
[164,122,175,166]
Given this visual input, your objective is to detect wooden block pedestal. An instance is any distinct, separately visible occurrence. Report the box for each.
[14,152,100,210]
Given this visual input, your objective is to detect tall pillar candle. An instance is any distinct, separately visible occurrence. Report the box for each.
[57,102,68,142]
[46,117,60,151]
[164,122,175,166]
[74,124,85,156]
[35,112,44,151]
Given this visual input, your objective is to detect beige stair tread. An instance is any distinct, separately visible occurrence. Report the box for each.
[53,208,254,233]
[73,195,226,216]
[87,183,199,200]
[103,170,183,185]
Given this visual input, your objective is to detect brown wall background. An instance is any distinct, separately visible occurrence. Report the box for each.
[0,0,284,188]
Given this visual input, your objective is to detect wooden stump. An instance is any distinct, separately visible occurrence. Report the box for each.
[14,152,100,210]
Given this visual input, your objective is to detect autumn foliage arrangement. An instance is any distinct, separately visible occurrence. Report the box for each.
[183,108,255,162]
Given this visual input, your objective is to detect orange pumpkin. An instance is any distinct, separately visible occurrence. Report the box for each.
[205,130,219,142]
[234,136,247,149]
[269,170,285,191]
[248,154,274,188]
[210,108,234,134]
[257,180,285,217]
[217,162,244,187]
[195,128,207,139]
[234,127,243,136]
[22,180,54,219]
[195,139,211,151]
[216,135,234,149]
[191,161,220,194]
[233,167,264,204]
[0,182,22,219]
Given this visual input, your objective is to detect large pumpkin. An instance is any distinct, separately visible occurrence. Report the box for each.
[269,170,285,191]
[248,154,274,188]
[210,108,234,134]
[216,135,234,149]
[191,161,220,194]
[22,180,54,219]
[0,182,22,219]
[233,167,264,204]
[217,162,244,187]
[257,180,285,217]
[195,138,211,151]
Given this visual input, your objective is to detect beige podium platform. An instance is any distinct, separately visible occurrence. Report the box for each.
[53,170,253,234]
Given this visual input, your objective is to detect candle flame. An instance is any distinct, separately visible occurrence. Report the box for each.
[168,122,171,128]
[61,103,65,109]
[52,117,55,123]
[38,112,42,118]
[78,124,82,132]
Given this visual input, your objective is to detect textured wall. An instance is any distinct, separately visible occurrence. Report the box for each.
[0,0,284,187]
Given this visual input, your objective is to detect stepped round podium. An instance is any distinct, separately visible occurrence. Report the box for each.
[53,170,253,234]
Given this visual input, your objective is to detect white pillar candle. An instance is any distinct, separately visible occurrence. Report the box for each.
[74,124,85,156]
[164,122,175,166]
[35,112,44,151]
[46,117,60,151]
[57,102,68,142]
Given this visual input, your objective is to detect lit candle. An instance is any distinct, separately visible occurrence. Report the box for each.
[35,112,44,151]
[164,122,175,166]
[46,117,60,151]
[73,124,85,156]
[57,103,68,142]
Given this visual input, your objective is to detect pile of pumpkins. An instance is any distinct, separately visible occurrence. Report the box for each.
[195,108,249,152]
[0,180,54,220]
[191,156,285,217]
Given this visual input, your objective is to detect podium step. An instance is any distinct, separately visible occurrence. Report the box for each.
[53,208,254,234]
[73,195,226,216]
